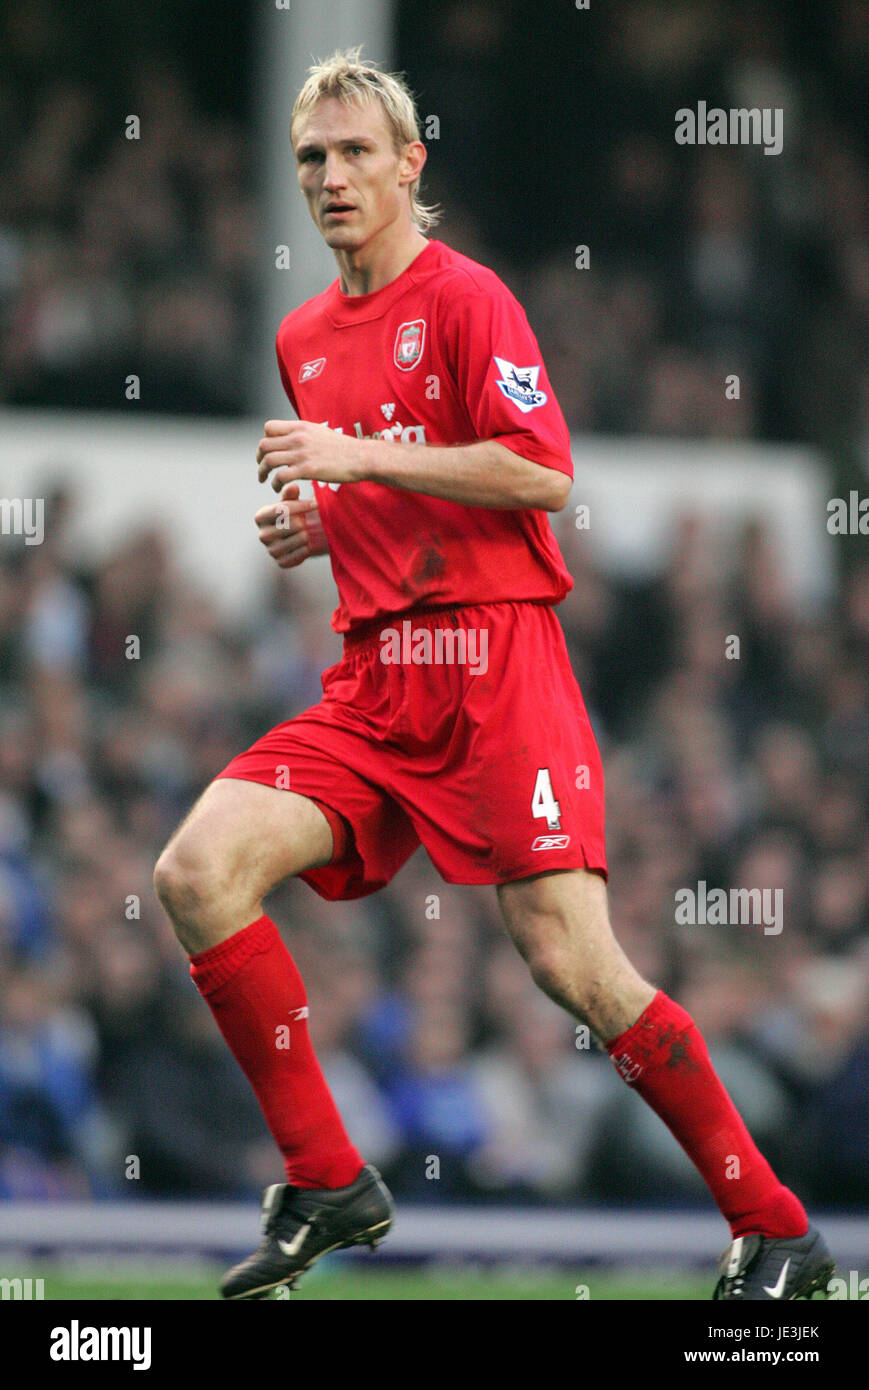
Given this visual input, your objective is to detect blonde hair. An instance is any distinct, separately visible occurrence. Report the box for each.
[291,47,442,232]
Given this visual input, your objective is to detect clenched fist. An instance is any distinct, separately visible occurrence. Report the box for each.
[257,418,369,490]
[255,482,328,569]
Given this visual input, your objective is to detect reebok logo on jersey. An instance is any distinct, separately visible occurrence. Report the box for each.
[394,319,426,370]
[531,834,571,852]
[299,357,326,383]
[493,357,548,413]
[381,403,396,420]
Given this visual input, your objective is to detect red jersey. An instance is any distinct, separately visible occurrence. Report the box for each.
[275,238,574,634]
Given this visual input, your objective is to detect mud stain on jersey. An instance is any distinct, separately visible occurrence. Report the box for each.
[414,544,446,584]
[401,542,447,600]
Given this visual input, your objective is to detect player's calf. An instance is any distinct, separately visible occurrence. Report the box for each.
[497,869,656,1040]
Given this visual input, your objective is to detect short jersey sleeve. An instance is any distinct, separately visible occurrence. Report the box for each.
[275,328,299,415]
[439,277,574,478]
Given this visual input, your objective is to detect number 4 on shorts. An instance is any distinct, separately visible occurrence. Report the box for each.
[532,767,562,830]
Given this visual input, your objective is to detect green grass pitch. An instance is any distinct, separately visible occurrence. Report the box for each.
[10,1261,709,1300]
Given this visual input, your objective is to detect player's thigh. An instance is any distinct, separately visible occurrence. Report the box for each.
[156,777,334,905]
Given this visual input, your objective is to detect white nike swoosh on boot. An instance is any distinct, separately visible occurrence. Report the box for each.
[277,1223,312,1258]
[763,1257,791,1298]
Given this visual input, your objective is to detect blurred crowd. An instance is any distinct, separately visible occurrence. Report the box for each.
[1,1,866,461]
[0,0,257,414]
[403,0,868,460]
[0,0,867,1209]
[0,492,866,1206]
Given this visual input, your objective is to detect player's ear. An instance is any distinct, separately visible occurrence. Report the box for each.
[398,139,427,186]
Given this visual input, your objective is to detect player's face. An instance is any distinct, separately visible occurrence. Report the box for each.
[293,97,413,252]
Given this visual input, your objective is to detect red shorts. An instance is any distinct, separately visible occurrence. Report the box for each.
[216,599,607,900]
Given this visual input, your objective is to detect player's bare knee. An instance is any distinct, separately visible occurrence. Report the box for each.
[153,840,230,932]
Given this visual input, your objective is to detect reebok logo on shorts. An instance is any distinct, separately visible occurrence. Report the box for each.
[531,833,571,851]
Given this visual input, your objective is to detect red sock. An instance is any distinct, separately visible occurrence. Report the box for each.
[606,990,808,1239]
[189,914,363,1190]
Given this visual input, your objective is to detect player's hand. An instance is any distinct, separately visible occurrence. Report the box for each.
[256,419,368,490]
[254,483,327,568]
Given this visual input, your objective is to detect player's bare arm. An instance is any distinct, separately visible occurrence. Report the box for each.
[256,418,571,511]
